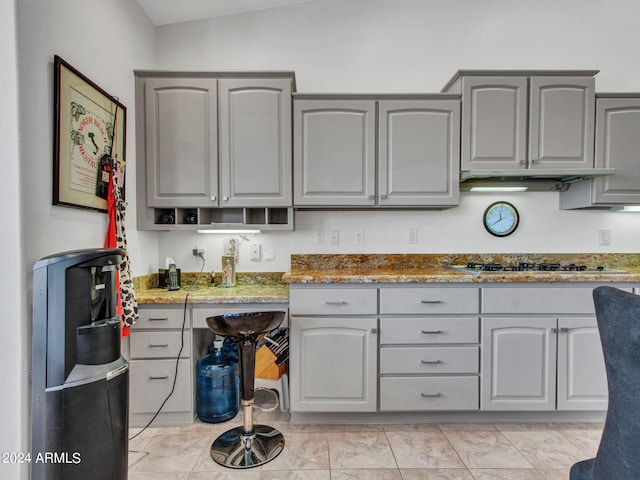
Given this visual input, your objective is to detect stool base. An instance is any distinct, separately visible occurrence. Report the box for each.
[210,425,285,468]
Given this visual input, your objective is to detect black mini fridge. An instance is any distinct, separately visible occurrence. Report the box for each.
[31,248,129,480]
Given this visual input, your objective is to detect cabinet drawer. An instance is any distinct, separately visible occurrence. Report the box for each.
[379,286,478,314]
[380,317,479,345]
[380,376,478,411]
[290,286,377,315]
[135,307,189,329]
[481,286,628,314]
[129,359,191,413]
[130,331,191,358]
[380,346,479,374]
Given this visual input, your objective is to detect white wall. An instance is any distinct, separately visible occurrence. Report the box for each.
[152,0,640,273]
[0,1,25,477]
[9,1,156,477]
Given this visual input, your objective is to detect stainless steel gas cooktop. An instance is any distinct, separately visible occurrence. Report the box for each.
[449,262,627,275]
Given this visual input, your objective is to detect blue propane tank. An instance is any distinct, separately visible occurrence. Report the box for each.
[196,338,240,423]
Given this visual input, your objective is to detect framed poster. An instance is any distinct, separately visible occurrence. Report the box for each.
[53,55,126,212]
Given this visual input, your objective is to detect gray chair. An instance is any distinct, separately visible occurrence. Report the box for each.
[570,286,640,479]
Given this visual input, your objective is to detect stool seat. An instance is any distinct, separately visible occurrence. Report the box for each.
[206,311,284,339]
[205,311,286,469]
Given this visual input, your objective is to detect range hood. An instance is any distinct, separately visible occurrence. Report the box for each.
[460,168,615,192]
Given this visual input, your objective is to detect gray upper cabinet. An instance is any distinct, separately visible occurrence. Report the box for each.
[294,95,460,207]
[378,100,460,206]
[219,78,292,207]
[294,98,376,206]
[443,71,597,172]
[144,78,219,207]
[136,72,295,230]
[560,95,640,208]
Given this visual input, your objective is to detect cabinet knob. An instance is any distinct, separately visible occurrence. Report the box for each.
[368,195,375,200]
[370,328,377,334]
[223,196,229,201]
[519,159,527,165]
[380,194,388,200]
[210,196,217,201]
[531,159,539,164]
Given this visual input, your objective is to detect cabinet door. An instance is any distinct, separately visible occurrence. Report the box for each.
[592,97,640,204]
[529,76,595,169]
[145,78,219,207]
[557,317,608,411]
[378,100,460,206]
[461,77,528,170]
[290,316,377,411]
[481,317,557,411]
[219,78,292,207]
[294,99,376,206]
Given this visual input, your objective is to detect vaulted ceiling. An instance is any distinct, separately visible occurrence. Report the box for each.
[135,0,318,26]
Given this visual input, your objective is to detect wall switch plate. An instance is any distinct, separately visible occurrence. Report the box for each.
[328,230,339,245]
[314,229,325,245]
[408,228,418,244]
[354,230,364,245]
[250,243,261,260]
[263,248,274,260]
[599,229,611,245]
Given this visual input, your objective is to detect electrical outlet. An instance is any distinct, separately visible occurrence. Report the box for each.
[354,230,364,245]
[314,229,325,245]
[192,245,206,259]
[250,243,261,260]
[328,230,339,245]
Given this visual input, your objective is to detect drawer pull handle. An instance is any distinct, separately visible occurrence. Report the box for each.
[421,330,442,334]
[149,343,169,348]
[148,317,169,321]
[149,375,170,380]
[325,301,347,305]
[421,392,442,398]
[420,300,443,304]
[421,359,442,364]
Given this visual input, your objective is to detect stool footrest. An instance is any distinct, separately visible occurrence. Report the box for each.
[210,425,285,469]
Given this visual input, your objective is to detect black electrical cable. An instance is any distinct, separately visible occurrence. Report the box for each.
[128,256,206,441]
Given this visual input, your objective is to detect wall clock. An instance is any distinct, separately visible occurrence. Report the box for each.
[483,201,520,237]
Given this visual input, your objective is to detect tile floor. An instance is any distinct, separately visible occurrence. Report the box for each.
[128,409,601,480]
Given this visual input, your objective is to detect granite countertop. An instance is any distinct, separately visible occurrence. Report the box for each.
[134,272,289,304]
[283,254,640,284]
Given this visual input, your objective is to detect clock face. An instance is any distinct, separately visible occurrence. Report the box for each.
[483,201,519,237]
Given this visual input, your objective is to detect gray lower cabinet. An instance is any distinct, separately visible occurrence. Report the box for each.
[289,285,378,412]
[379,285,480,411]
[561,95,640,208]
[129,305,194,426]
[293,95,460,207]
[480,285,609,411]
[443,71,596,171]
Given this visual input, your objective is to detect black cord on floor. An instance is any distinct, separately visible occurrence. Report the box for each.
[129,257,206,441]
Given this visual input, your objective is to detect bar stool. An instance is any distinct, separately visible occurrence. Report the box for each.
[205,311,286,469]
